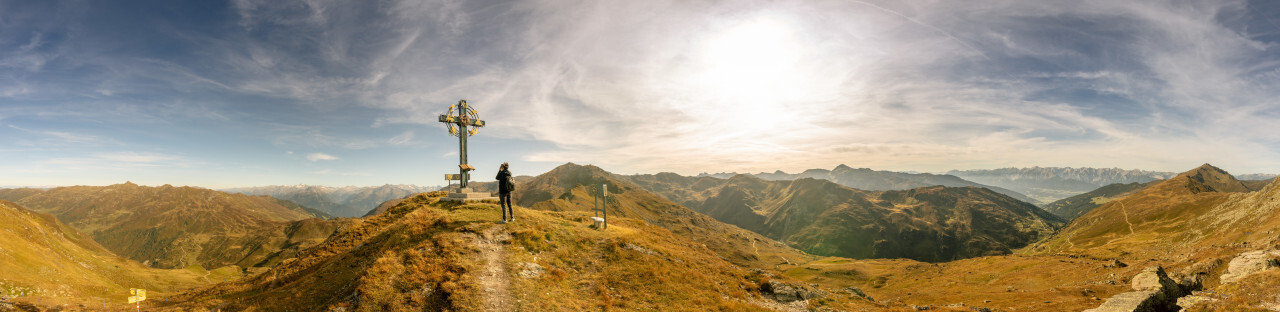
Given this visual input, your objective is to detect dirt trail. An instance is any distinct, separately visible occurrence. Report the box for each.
[477,224,513,312]
[1119,201,1136,235]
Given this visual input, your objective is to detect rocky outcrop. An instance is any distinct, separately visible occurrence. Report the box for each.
[1219,250,1280,283]
[761,280,824,303]
[1085,266,1196,312]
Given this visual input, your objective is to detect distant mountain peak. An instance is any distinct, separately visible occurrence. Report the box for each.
[1177,163,1249,194]
[834,164,854,171]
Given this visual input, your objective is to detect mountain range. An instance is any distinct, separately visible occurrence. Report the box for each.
[699,164,1039,204]
[224,184,438,218]
[625,172,1064,262]
[4,163,1280,310]
[3,183,340,270]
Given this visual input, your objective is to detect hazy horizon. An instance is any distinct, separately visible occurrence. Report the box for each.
[4,0,1279,188]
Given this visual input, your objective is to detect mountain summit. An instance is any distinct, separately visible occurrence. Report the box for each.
[1179,163,1250,194]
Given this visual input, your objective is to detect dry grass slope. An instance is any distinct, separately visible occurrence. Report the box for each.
[0,200,227,310]
[156,192,883,311]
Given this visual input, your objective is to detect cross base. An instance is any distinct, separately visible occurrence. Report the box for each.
[441,187,497,202]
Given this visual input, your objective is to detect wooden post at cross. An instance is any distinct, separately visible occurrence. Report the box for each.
[438,100,486,189]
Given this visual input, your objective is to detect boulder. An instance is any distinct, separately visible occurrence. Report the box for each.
[842,286,873,301]
[762,280,823,303]
[1219,250,1280,283]
[1175,295,1216,310]
[1130,266,1185,297]
[1083,290,1163,312]
[1085,266,1189,312]
[1104,259,1128,268]
[516,262,545,279]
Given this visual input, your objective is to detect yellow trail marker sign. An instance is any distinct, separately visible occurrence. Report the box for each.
[128,288,146,303]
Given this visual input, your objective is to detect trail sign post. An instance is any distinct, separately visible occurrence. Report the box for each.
[438,100,496,202]
[128,288,146,311]
[592,184,608,229]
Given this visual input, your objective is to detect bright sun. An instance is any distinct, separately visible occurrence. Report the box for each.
[690,14,815,133]
[698,17,801,99]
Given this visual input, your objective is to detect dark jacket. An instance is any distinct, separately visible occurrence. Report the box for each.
[496,169,513,194]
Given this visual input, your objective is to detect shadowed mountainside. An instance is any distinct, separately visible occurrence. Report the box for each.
[12,183,337,269]
[625,173,1064,262]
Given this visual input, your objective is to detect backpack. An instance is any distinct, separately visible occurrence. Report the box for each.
[507,178,516,192]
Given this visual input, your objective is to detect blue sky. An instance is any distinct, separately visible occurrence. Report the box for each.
[2,0,1279,188]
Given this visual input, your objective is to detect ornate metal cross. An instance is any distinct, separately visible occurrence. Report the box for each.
[438,100,486,188]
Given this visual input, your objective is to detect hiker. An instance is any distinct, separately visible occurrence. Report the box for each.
[496,162,514,223]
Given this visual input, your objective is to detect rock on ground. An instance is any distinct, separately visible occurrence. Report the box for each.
[1085,266,1194,312]
[762,280,824,303]
[1219,250,1280,284]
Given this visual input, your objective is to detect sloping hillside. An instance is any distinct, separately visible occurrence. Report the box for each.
[513,163,816,269]
[157,192,882,311]
[0,200,223,309]
[1041,181,1157,220]
[14,183,332,269]
[1029,164,1260,258]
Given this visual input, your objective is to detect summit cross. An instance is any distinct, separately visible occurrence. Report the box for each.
[438,99,486,188]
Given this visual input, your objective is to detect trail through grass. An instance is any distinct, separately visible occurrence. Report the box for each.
[477,224,513,311]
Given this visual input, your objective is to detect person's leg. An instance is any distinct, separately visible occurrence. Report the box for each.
[503,193,514,221]
[499,194,509,221]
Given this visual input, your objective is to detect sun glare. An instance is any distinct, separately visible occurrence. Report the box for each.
[689,14,817,136]
[698,16,805,103]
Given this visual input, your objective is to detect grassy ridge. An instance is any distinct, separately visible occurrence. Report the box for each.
[158,192,881,311]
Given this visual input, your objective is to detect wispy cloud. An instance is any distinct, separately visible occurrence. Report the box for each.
[3,0,1279,183]
[8,124,110,145]
[306,152,338,161]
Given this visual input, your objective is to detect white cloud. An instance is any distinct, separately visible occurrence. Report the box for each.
[306,152,338,161]
[388,131,415,145]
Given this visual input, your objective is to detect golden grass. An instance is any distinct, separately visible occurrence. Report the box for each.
[148,193,880,311]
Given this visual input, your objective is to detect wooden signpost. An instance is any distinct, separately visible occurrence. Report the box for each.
[592,184,608,229]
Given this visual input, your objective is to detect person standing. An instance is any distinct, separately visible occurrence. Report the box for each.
[496,162,514,223]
